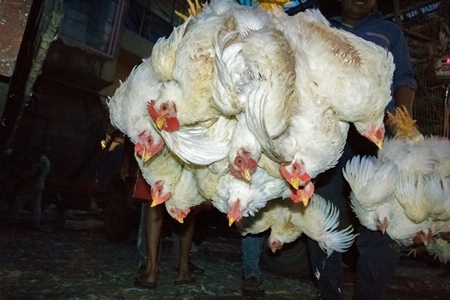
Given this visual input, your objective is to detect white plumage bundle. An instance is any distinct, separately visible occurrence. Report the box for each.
[107,1,403,255]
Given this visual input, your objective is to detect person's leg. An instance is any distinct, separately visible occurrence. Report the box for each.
[140,203,163,284]
[241,232,266,297]
[241,232,266,279]
[308,240,343,300]
[174,212,196,282]
[137,204,147,264]
[354,226,400,300]
[11,188,30,225]
[30,188,43,229]
[172,210,204,275]
[171,228,180,269]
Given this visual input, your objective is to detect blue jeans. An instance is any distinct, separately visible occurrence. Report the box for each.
[242,232,266,279]
[354,227,400,300]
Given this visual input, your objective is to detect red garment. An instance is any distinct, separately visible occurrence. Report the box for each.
[132,170,152,202]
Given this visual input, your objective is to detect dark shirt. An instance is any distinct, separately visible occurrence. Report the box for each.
[329,12,417,112]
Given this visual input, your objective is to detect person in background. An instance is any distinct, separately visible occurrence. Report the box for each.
[241,232,267,297]
[11,147,51,230]
[307,0,417,299]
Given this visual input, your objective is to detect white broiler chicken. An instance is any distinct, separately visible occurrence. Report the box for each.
[380,109,450,226]
[147,1,249,166]
[212,11,297,181]
[164,165,205,223]
[212,167,292,225]
[107,58,165,162]
[343,155,399,232]
[136,146,183,207]
[238,195,355,257]
[343,155,435,250]
[245,67,349,205]
[149,0,263,129]
[235,197,282,236]
[268,8,395,148]
[344,108,450,255]
[275,92,349,205]
[137,146,205,223]
[148,11,223,128]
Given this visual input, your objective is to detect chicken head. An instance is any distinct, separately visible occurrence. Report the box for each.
[267,237,283,253]
[227,199,243,226]
[280,160,311,189]
[150,180,173,207]
[134,131,165,163]
[228,149,258,182]
[168,207,190,224]
[289,181,315,206]
[355,122,385,149]
[147,100,180,132]
[280,160,315,205]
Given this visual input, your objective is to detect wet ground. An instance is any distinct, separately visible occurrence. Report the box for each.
[1,207,450,300]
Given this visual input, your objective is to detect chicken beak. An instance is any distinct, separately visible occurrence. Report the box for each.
[302,195,309,207]
[150,200,159,207]
[271,247,277,253]
[176,217,184,224]
[141,149,153,163]
[423,240,428,247]
[290,177,300,190]
[375,140,383,149]
[243,169,252,182]
[155,116,165,130]
[228,218,235,227]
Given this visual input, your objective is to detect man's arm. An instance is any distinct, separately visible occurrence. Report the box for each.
[394,86,415,117]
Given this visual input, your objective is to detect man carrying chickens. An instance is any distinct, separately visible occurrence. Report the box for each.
[307,0,417,299]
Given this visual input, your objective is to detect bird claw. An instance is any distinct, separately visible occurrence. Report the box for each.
[407,248,418,257]
[175,0,203,22]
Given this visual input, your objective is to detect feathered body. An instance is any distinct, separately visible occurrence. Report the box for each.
[212,167,291,224]
[136,146,183,207]
[107,58,165,161]
[192,158,228,200]
[269,8,394,146]
[149,8,226,130]
[110,2,404,258]
[164,165,205,222]
[212,10,297,181]
[344,131,450,251]
[237,195,355,257]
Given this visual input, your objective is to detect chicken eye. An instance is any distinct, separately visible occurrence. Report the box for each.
[161,104,167,111]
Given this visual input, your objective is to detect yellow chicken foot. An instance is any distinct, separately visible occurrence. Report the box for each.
[175,0,203,22]
[255,0,291,10]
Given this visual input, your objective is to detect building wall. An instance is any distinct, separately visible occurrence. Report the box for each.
[101,29,155,98]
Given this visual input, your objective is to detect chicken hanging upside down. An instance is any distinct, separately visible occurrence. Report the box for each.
[237,195,355,256]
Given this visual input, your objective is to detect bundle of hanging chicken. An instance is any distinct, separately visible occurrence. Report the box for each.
[107,0,397,256]
[343,106,450,263]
